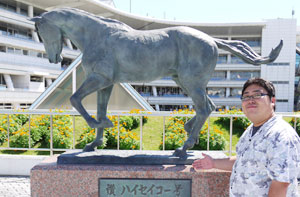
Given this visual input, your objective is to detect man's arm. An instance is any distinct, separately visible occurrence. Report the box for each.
[268,180,289,197]
[192,153,236,171]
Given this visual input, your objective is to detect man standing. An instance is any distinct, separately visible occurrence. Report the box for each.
[192,78,300,196]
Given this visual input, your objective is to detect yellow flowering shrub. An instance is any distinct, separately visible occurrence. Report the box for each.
[76,114,140,150]
[160,109,226,150]
[7,111,72,148]
[0,114,27,145]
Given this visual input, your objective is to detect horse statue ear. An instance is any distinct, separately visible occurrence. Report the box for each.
[30,16,42,23]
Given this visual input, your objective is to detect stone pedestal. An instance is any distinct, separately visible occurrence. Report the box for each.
[31,151,231,197]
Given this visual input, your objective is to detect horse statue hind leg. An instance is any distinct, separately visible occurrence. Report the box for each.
[172,40,218,158]
[173,86,215,158]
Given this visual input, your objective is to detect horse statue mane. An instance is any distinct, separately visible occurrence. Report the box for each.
[40,7,132,32]
[30,8,283,158]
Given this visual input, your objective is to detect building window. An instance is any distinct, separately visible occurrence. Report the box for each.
[217,54,227,64]
[61,58,73,69]
[230,71,260,81]
[158,105,189,111]
[161,77,172,80]
[7,47,14,53]
[230,88,242,98]
[0,74,6,85]
[231,55,245,64]
[30,75,43,82]
[132,85,152,97]
[0,45,6,52]
[0,103,12,109]
[276,99,288,102]
[207,88,226,98]
[19,103,31,109]
[0,21,32,40]
[211,71,227,80]
[29,50,38,57]
[14,48,22,55]
[20,8,28,16]
[271,81,289,85]
[156,86,186,97]
[267,62,290,66]
[0,25,6,35]
[23,50,28,55]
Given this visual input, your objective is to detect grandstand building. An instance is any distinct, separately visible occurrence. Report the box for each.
[0,0,298,112]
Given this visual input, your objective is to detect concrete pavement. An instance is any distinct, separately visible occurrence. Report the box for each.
[0,176,30,197]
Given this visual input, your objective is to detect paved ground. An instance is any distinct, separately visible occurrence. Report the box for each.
[0,176,30,197]
[0,176,299,196]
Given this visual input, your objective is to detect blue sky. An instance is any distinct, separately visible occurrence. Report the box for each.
[113,0,300,25]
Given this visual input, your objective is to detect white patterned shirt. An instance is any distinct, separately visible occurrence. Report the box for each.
[230,116,300,197]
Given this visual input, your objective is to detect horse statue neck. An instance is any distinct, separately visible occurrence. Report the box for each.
[42,8,132,51]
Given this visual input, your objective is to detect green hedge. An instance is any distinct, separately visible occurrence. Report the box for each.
[215,108,251,137]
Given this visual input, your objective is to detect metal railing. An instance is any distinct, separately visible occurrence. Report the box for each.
[0,110,299,156]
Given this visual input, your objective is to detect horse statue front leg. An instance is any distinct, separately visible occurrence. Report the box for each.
[82,86,114,152]
[70,74,114,129]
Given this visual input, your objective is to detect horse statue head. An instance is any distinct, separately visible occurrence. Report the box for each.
[30,17,63,64]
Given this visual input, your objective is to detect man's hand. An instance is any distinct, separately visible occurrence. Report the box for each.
[192,153,214,170]
[192,154,236,171]
[268,180,289,197]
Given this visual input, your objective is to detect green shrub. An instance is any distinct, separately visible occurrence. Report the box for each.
[192,124,227,150]
[0,114,22,145]
[215,109,250,137]
[13,114,29,126]
[120,109,149,130]
[4,113,73,149]
[159,109,227,151]
[44,115,73,149]
[76,127,106,149]
[288,117,300,136]
[105,126,140,150]
[119,116,134,130]
[9,127,34,148]
[76,115,140,150]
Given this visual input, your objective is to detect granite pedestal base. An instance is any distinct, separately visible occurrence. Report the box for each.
[31,151,231,197]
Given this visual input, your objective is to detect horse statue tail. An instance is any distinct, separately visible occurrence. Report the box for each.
[214,38,283,65]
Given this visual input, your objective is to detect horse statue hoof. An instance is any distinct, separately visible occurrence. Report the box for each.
[100,119,114,128]
[173,147,188,159]
[83,143,96,152]
[87,118,113,128]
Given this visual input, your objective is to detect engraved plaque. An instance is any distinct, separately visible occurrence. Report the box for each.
[99,178,191,197]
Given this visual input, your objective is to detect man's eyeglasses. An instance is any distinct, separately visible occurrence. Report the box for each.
[240,93,269,102]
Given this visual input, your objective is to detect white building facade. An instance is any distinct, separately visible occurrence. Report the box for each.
[0,0,298,112]
[0,0,79,109]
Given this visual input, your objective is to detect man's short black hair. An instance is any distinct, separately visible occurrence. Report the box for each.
[242,78,275,99]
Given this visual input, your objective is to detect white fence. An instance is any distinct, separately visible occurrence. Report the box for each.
[0,110,299,156]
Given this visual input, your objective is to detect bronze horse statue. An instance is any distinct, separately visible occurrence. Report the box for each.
[31,8,282,158]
